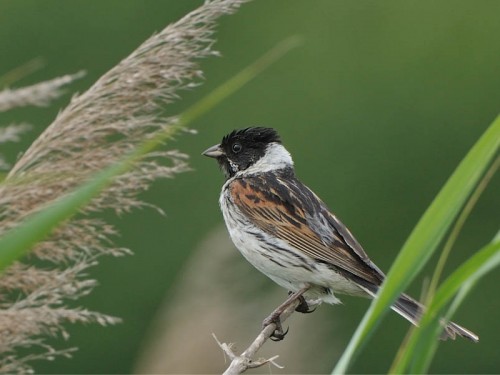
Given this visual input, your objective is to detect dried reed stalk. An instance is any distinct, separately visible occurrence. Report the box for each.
[0,0,248,372]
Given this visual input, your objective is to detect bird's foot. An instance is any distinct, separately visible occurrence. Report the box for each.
[261,284,311,341]
[262,314,289,341]
[294,295,317,314]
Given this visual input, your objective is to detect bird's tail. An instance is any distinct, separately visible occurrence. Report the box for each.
[360,286,479,342]
[393,293,478,342]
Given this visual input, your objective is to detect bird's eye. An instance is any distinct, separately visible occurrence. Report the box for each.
[232,143,242,153]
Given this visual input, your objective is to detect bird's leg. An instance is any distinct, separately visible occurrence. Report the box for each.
[262,284,311,341]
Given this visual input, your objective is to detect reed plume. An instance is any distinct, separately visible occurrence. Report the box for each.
[0,72,85,112]
[0,0,248,372]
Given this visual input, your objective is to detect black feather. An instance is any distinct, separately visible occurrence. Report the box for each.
[221,127,281,147]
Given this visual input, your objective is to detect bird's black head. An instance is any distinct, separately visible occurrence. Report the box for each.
[203,127,286,179]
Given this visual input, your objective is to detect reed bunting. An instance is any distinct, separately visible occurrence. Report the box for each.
[203,127,478,342]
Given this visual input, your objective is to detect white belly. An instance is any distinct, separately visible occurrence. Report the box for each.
[219,188,366,303]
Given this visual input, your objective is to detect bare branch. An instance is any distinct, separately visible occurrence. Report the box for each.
[214,299,301,375]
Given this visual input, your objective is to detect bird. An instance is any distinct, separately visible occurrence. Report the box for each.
[203,127,478,342]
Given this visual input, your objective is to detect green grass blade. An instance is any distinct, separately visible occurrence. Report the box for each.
[0,37,301,273]
[406,236,500,374]
[390,156,499,374]
[332,115,500,374]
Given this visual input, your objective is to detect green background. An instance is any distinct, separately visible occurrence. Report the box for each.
[0,1,499,373]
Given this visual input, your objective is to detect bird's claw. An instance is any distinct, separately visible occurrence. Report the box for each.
[270,325,289,341]
[262,315,289,341]
[295,295,317,314]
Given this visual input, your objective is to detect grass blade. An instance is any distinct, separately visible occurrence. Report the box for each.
[404,236,500,373]
[332,115,500,374]
[389,156,499,373]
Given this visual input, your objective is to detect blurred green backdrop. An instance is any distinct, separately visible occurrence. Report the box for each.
[0,0,499,373]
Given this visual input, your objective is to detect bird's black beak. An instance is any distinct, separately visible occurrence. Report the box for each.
[202,144,224,158]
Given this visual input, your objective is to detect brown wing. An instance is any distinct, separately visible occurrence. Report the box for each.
[228,173,385,286]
